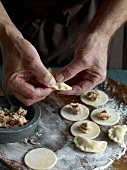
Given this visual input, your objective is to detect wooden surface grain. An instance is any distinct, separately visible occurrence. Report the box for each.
[0,78,127,170]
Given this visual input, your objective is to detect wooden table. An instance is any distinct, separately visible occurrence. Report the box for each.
[0,66,127,170]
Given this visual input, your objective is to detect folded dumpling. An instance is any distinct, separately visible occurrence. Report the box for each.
[52,82,72,90]
[48,68,72,90]
[74,136,107,153]
[108,125,127,145]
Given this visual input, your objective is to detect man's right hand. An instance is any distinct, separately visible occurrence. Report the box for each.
[1,25,56,106]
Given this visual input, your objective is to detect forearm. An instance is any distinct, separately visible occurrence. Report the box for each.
[0,2,23,41]
[86,0,127,39]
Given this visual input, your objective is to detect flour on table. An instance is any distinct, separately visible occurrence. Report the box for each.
[0,79,127,170]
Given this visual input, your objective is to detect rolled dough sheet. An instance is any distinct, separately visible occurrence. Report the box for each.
[90,108,120,126]
[24,148,57,170]
[70,120,100,139]
[80,90,108,107]
[60,104,89,121]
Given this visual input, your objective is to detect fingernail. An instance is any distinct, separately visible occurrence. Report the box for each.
[56,74,64,82]
[48,77,56,87]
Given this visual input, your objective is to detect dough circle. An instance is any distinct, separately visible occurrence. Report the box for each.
[90,108,120,126]
[24,148,57,170]
[60,104,89,121]
[80,90,108,107]
[70,120,100,139]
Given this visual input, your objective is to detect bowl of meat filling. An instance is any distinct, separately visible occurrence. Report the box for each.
[0,96,41,143]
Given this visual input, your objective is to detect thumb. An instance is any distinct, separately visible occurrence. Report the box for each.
[55,59,85,82]
[30,61,56,87]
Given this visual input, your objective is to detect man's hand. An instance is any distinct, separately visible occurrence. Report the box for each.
[1,27,56,106]
[55,31,108,95]
[55,0,127,96]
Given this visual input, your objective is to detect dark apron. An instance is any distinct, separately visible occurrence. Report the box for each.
[1,0,124,69]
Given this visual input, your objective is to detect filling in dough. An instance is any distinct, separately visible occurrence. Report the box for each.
[69,103,82,115]
[52,82,72,90]
[96,109,111,120]
[87,90,100,101]
[90,108,120,126]
[79,122,91,133]
[70,120,100,139]
[80,90,108,107]
[108,125,127,145]
[60,104,89,121]
[74,136,107,153]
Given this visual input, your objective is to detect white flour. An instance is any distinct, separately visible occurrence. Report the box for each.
[0,79,127,170]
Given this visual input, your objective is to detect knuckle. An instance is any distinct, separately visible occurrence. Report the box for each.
[81,56,89,65]
[24,56,36,67]
[3,78,14,90]
[99,73,106,82]
[42,72,52,82]
[27,89,37,99]
[23,99,33,106]
[63,67,75,79]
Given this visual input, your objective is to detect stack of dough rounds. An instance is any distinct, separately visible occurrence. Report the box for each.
[24,148,57,170]
[80,90,108,107]
[60,104,89,121]
[90,108,120,126]
[70,120,100,139]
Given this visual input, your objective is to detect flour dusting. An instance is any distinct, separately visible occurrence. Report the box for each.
[0,79,127,170]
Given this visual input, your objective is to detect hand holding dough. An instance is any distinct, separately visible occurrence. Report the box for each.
[48,68,72,90]
[74,136,107,153]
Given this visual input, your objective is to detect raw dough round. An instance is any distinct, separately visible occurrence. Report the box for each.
[60,104,89,121]
[24,148,57,170]
[70,120,100,139]
[90,108,120,126]
[80,90,108,107]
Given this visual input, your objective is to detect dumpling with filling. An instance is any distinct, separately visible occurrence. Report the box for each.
[74,136,107,153]
[48,68,72,90]
[108,125,127,145]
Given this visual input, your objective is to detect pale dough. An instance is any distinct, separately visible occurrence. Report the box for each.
[48,68,72,91]
[80,90,108,107]
[90,108,120,126]
[24,148,57,170]
[74,136,107,153]
[108,125,127,145]
[70,120,100,139]
[60,104,89,121]
[52,82,72,90]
